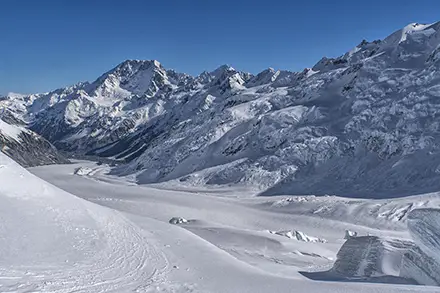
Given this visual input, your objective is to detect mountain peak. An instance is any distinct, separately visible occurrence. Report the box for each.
[88,59,173,97]
[210,64,235,77]
[117,59,162,70]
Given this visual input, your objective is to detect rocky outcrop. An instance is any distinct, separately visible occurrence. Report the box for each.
[0,118,69,167]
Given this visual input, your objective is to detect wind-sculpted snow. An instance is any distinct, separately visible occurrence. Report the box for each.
[304,208,440,286]
[269,230,327,243]
[400,245,440,286]
[407,209,440,262]
[4,22,440,197]
[402,208,440,285]
[331,236,415,279]
[0,153,169,292]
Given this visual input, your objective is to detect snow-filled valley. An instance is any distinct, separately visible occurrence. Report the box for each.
[0,154,438,292]
[3,20,440,292]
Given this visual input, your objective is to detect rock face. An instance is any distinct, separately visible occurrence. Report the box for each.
[0,118,69,167]
[3,22,440,196]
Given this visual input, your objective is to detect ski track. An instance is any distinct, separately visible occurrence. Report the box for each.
[0,211,170,293]
[0,157,171,293]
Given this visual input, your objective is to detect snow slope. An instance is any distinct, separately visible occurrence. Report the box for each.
[21,159,440,292]
[0,153,169,292]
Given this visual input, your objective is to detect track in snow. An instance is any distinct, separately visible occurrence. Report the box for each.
[27,160,440,293]
[0,154,170,293]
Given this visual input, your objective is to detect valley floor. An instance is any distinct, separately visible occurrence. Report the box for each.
[5,160,436,292]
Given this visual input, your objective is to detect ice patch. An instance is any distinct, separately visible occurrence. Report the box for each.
[269,230,326,243]
[74,167,93,176]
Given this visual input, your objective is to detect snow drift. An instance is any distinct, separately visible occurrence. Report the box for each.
[401,208,440,285]
[307,208,440,286]
[331,236,415,279]
[269,230,326,243]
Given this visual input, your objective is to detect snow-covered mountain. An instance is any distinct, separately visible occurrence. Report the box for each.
[3,22,440,197]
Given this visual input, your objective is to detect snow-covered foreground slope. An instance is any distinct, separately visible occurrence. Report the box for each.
[18,160,440,292]
[0,153,169,292]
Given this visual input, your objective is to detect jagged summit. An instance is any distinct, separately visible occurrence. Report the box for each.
[209,64,235,76]
[88,59,172,97]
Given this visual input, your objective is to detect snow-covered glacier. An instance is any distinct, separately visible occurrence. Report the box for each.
[331,236,415,280]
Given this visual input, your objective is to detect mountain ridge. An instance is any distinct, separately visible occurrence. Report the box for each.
[3,21,440,197]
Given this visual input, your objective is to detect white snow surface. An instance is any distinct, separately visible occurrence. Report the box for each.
[0,154,168,292]
[0,158,434,292]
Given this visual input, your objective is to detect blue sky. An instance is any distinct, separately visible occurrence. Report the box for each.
[1,0,439,94]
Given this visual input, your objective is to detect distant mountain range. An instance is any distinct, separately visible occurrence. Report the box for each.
[2,22,440,198]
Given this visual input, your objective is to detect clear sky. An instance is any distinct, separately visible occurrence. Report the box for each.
[1,0,439,94]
